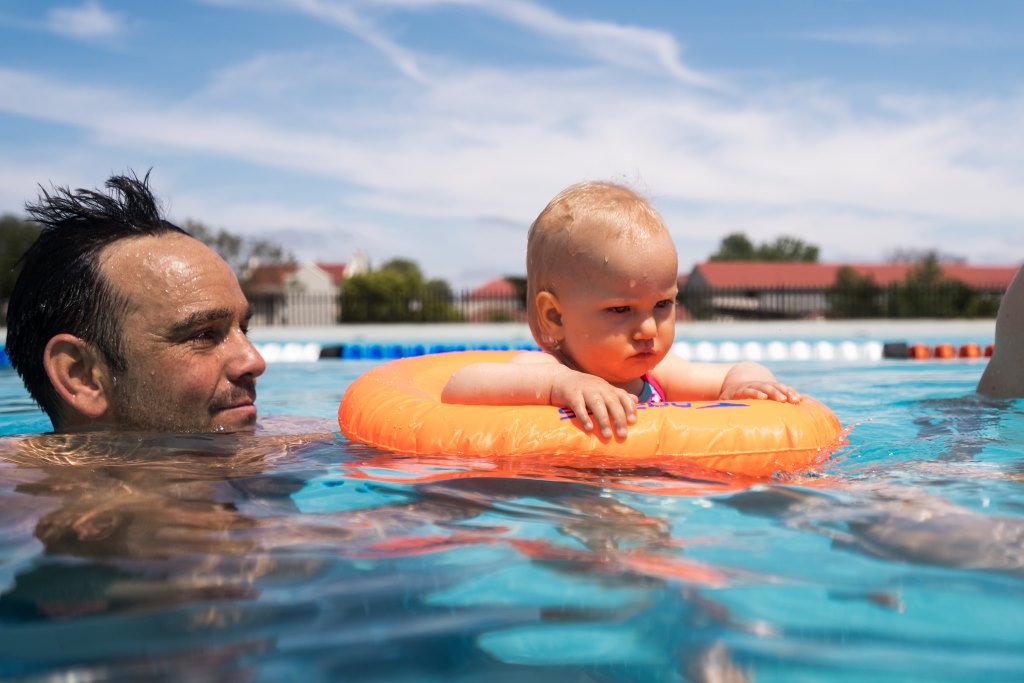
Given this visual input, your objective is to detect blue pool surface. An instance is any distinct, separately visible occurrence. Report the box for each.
[1,351,1023,681]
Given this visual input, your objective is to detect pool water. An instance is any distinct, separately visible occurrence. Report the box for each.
[1,355,1023,682]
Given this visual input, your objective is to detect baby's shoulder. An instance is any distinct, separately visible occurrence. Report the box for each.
[652,352,689,373]
[509,350,558,366]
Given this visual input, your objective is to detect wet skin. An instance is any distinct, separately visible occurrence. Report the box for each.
[550,229,679,395]
[98,233,266,432]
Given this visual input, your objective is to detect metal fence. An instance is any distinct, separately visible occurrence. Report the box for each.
[247,291,528,325]
[241,282,1006,325]
[678,283,1004,320]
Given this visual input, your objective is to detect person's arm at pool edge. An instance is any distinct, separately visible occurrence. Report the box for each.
[978,265,1024,398]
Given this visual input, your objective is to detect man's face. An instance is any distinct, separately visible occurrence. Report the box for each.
[98,233,266,432]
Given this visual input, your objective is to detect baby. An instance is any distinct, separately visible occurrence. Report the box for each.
[442,181,800,438]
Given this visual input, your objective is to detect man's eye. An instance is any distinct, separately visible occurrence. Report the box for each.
[190,329,220,345]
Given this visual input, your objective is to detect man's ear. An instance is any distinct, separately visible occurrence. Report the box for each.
[535,291,565,347]
[43,334,111,422]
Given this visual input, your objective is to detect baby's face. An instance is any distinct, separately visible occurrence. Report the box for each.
[554,229,678,389]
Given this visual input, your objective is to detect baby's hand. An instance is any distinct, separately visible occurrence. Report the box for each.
[550,371,637,439]
[720,380,801,403]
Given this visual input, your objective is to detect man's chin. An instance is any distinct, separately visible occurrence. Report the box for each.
[211,405,259,432]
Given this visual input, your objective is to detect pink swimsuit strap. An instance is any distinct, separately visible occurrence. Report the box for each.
[642,372,666,403]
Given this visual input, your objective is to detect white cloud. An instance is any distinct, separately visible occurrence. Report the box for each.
[226,0,718,87]
[794,26,980,48]
[1,55,1022,287]
[1,2,1023,288]
[46,1,128,40]
[206,0,431,82]
[372,0,718,87]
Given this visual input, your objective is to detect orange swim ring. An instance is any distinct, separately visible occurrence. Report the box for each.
[338,350,844,477]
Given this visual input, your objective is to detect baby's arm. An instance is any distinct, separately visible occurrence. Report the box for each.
[719,362,801,402]
[652,353,801,403]
[441,352,636,438]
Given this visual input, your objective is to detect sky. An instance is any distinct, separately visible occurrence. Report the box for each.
[0,0,1022,289]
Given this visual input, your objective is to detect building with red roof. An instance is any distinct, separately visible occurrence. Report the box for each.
[687,262,1016,290]
[243,261,348,325]
[463,277,525,322]
[683,261,1016,319]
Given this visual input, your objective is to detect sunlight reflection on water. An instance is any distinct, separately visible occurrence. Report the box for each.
[1,357,1023,682]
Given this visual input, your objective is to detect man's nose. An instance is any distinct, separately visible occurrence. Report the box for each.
[227,330,266,379]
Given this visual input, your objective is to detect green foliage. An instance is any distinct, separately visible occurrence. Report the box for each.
[504,276,528,307]
[486,310,515,322]
[828,254,1001,318]
[709,232,818,262]
[827,266,882,317]
[709,233,756,261]
[886,247,964,265]
[758,235,820,262]
[340,258,463,323]
[889,255,974,318]
[185,219,292,274]
[0,214,42,300]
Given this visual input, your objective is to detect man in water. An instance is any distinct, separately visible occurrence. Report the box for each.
[4,172,266,432]
[978,265,1024,399]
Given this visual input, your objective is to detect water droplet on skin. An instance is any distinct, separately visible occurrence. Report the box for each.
[629,280,636,288]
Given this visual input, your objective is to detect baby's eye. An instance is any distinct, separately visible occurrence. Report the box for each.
[607,305,631,314]
[655,299,675,309]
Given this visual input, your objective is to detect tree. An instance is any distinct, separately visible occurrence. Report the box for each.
[504,276,528,307]
[184,220,292,275]
[0,214,42,301]
[891,253,974,318]
[886,247,965,265]
[758,236,819,262]
[340,258,462,322]
[827,266,881,318]
[709,233,756,261]
[709,232,818,262]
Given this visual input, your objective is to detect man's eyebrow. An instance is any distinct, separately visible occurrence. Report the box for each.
[167,307,249,336]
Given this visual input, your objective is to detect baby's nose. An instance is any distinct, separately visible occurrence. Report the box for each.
[634,316,657,339]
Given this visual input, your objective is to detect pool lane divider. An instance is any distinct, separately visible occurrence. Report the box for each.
[672,340,993,362]
[0,340,997,367]
[894,342,994,360]
[251,341,542,363]
[0,338,965,366]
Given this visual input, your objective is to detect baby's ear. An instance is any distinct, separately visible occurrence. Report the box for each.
[536,291,564,339]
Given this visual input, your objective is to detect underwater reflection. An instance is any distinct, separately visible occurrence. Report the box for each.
[724,478,1024,576]
[3,397,1021,682]
[1,423,338,619]
[0,423,760,682]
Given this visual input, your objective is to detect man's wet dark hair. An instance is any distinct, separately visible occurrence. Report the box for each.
[4,171,188,425]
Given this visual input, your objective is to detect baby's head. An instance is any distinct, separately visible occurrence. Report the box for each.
[526,181,678,354]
